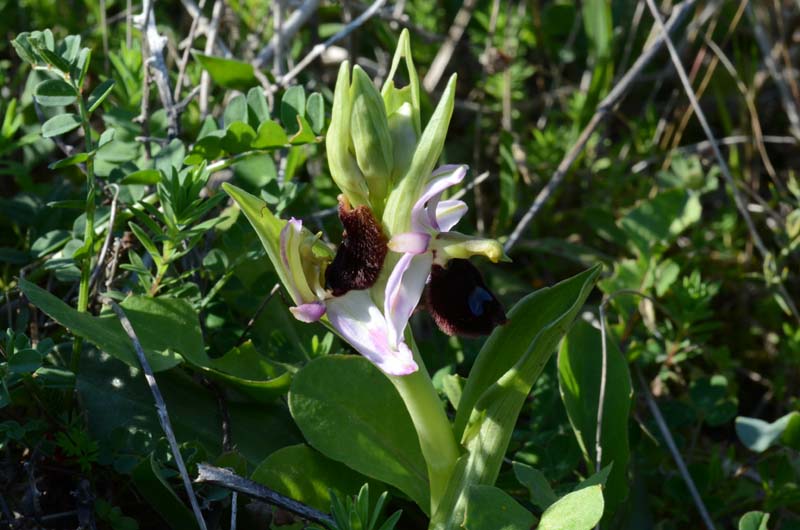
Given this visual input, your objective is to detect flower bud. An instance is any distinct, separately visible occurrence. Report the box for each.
[326,62,370,209]
[350,66,394,214]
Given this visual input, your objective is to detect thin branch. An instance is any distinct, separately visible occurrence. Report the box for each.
[504,0,697,252]
[275,0,387,89]
[746,4,800,139]
[236,283,281,346]
[644,0,800,323]
[195,464,335,527]
[133,0,180,138]
[254,0,320,69]
[105,299,208,530]
[199,0,224,118]
[174,0,207,102]
[89,184,120,293]
[635,365,717,530]
[422,0,477,92]
[595,299,610,474]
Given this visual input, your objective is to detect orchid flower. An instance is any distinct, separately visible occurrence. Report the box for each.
[385,164,508,347]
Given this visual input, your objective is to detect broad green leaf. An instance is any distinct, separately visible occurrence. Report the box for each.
[49,152,90,169]
[35,79,77,107]
[87,79,116,112]
[558,320,632,514]
[78,349,302,467]
[251,444,379,512]
[512,462,556,510]
[537,485,604,530]
[306,92,325,134]
[121,169,162,185]
[20,280,206,371]
[288,355,429,511]
[192,51,258,91]
[462,485,534,530]
[200,341,291,403]
[281,85,305,134]
[739,511,770,530]
[187,134,224,164]
[132,454,200,530]
[223,94,248,128]
[221,121,257,153]
[252,119,288,149]
[41,113,82,138]
[433,266,602,530]
[736,413,800,452]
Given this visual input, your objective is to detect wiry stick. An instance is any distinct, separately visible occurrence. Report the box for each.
[254,0,321,69]
[746,4,800,140]
[423,0,477,92]
[105,299,208,530]
[275,0,387,89]
[644,0,800,323]
[635,365,716,530]
[195,464,335,526]
[89,184,120,292]
[133,0,180,138]
[199,0,223,118]
[504,0,697,252]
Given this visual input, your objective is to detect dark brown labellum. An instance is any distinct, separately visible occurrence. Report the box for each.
[426,258,507,337]
[325,197,388,296]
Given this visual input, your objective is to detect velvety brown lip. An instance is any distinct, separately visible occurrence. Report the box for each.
[325,197,388,297]
[425,258,507,337]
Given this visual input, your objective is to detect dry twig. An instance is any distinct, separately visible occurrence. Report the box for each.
[195,464,335,527]
[105,299,208,530]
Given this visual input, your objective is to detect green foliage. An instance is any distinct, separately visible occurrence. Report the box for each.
[2,2,799,529]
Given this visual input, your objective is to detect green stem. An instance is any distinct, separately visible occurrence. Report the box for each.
[388,340,460,516]
[70,96,97,376]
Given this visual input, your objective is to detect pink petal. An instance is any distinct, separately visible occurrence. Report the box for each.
[435,199,468,232]
[384,252,433,349]
[327,290,419,376]
[289,302,326,323]
[388,232,431,255]
[411,165,468,233]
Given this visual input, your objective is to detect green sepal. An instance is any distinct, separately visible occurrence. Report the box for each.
[383,74,457,236]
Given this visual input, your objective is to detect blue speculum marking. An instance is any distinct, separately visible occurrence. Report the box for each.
[468,287,493,316]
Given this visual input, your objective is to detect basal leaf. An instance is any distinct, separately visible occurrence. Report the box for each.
[251,444,380,512]
[288,355,429,511]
